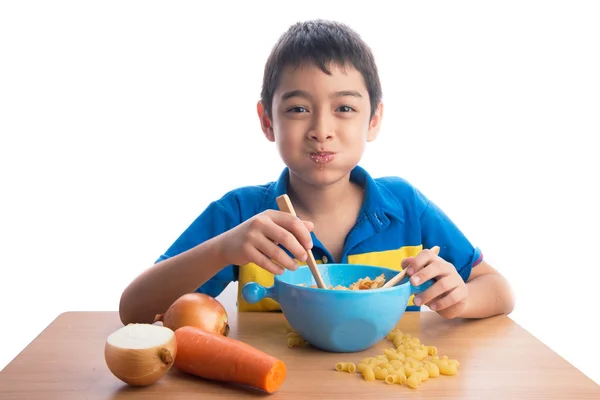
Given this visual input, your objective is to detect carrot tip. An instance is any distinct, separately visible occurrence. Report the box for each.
[264,360,287,393]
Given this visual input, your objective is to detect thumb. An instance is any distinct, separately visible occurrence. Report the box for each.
[402,256,414,269]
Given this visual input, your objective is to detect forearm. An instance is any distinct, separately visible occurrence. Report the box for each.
[456,273,515,319]
[118,236,229,325]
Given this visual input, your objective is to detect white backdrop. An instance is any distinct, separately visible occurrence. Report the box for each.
[1,0,599,385]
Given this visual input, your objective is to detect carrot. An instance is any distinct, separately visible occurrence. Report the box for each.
[173,325,287,394]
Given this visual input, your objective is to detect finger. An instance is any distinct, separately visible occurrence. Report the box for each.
[254,234,299,271]
[250,213,310,261]
[246,246,285,275]
[429,285,468,311]
[410,260,451,286]
[404,248,439,276]
[413,276,456,306]
[268,210,314,248]
[269,213,313,254]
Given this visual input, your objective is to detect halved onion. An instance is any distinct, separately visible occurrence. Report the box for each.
[104,323,177,386]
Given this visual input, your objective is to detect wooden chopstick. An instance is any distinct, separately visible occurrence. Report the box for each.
[275,194,328,289]
[381,246,440,288]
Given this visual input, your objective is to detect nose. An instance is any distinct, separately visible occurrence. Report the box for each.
[308,113,335,142]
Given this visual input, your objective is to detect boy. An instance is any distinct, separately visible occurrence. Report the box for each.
[119,19,515,325]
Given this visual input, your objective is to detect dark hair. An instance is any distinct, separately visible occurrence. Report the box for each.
[260,19,382,119]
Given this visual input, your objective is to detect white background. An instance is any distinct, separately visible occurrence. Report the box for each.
[1,0,599,386]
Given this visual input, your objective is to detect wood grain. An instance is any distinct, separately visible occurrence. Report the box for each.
[0,311,598,399]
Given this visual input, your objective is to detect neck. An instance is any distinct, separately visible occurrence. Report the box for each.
[286,170,361,220]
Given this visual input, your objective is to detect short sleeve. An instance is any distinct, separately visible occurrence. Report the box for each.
[418,196,482,282]
[156,200,241,298]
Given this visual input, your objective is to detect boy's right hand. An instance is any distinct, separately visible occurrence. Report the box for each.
[219,210,314,275]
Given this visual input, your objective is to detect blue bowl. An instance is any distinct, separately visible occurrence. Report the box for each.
[241,263,432,353]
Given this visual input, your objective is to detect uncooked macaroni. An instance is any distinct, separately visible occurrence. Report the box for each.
[335,362,357,373]
[333,328,460,389]
[283,312,460,390]
[286,330,308,348]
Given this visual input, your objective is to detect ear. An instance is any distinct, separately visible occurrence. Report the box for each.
[367,102,384,142]
[257,101,275,142]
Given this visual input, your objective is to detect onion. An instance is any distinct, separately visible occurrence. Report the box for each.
[154,292,230,336]
[104,323,177,386]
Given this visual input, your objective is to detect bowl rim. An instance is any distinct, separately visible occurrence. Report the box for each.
[274,263,412,294]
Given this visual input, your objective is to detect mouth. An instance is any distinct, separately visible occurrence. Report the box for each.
[307,151,336,164]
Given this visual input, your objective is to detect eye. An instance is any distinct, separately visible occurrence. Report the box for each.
[287,106,308,113]
[336,105,355,112]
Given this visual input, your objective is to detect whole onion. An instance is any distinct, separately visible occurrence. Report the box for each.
[154,292,230,336]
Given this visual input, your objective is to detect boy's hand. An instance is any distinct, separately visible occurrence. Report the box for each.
[220,210,314,275]
[403,248,468,319]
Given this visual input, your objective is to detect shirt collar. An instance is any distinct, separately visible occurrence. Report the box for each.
[260,165,405,226]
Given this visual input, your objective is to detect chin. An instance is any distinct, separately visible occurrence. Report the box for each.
[292,164,353,187]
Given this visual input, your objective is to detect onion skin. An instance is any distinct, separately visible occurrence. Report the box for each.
[154,293,230,336]
[104,324,177,387]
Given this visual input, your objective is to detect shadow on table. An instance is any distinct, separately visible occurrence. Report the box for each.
[107,369,275,399]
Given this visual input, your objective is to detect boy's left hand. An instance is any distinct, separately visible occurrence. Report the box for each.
[403,248,468,319]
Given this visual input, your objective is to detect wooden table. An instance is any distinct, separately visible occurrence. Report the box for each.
[0,311,598,399]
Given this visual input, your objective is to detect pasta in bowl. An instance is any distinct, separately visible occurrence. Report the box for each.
[241,264,433,353]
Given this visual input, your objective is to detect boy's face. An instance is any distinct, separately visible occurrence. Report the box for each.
[258,62,382,187]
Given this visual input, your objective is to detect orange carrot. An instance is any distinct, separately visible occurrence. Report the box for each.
[173,325,287,394]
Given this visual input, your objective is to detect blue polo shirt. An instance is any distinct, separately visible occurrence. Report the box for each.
[156,165,482,311]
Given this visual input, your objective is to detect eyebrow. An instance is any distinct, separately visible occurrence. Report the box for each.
[280,90,363,100]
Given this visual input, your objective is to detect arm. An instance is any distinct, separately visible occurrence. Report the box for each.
[406,252,515,320]
[118,199,314,325]
[406,189,515,319]
[118,200,240,325]
[118,234,230,325]
[449,260,515,319]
